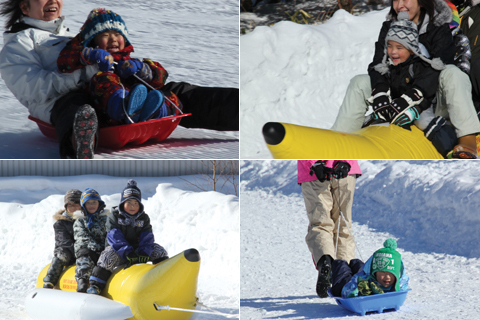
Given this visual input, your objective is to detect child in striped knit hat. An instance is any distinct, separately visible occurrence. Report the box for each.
[368,11,478,159]
[57,8,182,125]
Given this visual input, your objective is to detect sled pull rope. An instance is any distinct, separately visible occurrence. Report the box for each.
[153,303,238,318]
[332,178,364,261]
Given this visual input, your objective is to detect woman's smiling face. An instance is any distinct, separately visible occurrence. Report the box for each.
[392,0,422,24]
[20,0,63,22]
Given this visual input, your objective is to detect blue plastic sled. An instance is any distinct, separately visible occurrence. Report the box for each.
[328,289,411,316]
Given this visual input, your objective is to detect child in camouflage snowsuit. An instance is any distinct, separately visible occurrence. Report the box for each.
[43,189,82,289]
[57,8,182,125]
[330,238,409,298]
[87,180,168,294]
[73,188,109,293]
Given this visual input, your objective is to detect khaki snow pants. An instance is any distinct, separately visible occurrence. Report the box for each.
[331,65,480,138]
[301,175,356,266]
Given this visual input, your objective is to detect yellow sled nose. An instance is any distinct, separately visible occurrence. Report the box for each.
[262,122,444,159]
[36,249,201,320]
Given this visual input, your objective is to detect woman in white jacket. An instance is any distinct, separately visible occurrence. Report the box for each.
[0,0,101,158]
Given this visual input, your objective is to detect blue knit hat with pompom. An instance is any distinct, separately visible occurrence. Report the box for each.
[80,8,131,47]
[371,238,402,291]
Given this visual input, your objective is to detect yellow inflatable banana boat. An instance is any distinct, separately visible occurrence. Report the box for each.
[262,122,445,159]
[34,249,200,320]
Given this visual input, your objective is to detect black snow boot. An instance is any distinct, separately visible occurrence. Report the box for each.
[316,255,333,298]
[76,278,89,293]
[73,104,98,159]
[42,256,66,289]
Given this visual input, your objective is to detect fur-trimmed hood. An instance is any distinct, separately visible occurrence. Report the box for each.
[386,0,453,31]
[53,209,75,222]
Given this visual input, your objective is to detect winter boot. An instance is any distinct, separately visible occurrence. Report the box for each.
[72,104,98,159]
[107,85,148,123]
[43,256,66,288]
[86,283,101,295]
[138,90,164,122]
[316,255,333,298]
[88,266,111,293]
[76,278,89,293]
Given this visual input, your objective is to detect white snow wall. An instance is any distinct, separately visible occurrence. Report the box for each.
[241,160,480,258]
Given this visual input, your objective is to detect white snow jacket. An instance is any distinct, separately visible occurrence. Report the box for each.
[0,16,99,123]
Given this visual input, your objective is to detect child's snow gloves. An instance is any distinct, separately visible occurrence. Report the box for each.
[117,60,153,81]
[81,47,114,71]
[125,252,149,269]
[310,161,351,182]
[80,48,153,81]
[369,84,424,127]
[358,279,384,296]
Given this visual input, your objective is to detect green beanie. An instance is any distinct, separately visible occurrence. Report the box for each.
[371,238,402,291]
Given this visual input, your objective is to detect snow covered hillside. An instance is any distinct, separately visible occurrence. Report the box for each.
[241,160,480,319]
[240,9,387,158]
[0,0,239,159]
[0,174,239,320]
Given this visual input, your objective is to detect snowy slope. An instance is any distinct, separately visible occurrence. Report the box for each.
[0,0,239,159]
[240,160,480,319]
[240,9,387,158]
[0,174,239,320]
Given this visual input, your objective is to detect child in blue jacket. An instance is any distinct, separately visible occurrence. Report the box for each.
[87,180,168,294]
[330,238,409,298]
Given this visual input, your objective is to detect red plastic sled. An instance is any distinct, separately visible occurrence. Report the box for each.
[29,113,191,149]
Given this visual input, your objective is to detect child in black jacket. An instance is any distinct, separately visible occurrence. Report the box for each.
[87,180,168,294]
[368,11,446,128]
[43,189,82,289]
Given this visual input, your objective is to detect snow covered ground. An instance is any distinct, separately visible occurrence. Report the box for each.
[0,0,239,159]
[240,8,387,158]
[241,160,480,319]
[0,173,239,320]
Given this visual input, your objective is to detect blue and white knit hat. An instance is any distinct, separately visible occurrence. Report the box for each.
[80,188,105,212]
[80,8,131,47]
[375,11,445,74]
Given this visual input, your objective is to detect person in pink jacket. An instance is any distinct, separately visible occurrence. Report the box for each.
[297,160,362,298]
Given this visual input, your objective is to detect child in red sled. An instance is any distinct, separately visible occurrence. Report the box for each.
[57,8,182,125]
[330,238,409,298]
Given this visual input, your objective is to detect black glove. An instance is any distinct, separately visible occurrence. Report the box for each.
[309,161,333,182]
[138,254,149,264]
[124,252,139,269]
[332,161,351,179]
[392,104,422,128]
[368,83,392,121]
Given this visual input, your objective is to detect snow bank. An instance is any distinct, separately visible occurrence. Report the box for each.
[241,160,480,258]
[240,9,388,158]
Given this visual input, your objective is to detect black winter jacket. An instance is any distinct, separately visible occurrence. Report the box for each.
[387,56,435,111]
[52,210,76,260]
[105,206,155,260]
